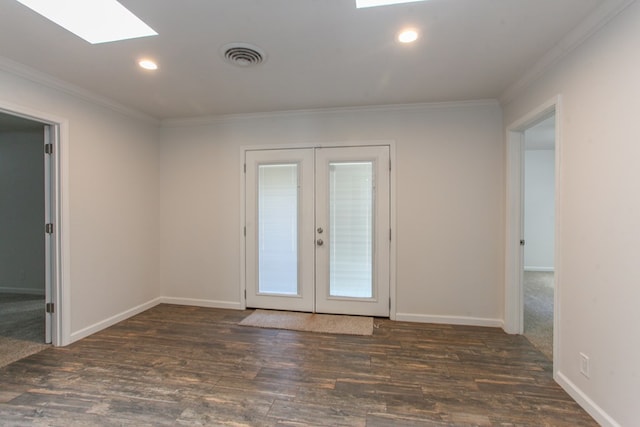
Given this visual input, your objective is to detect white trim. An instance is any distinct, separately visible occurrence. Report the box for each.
[555,372,621,427]
[552,101,563,373]
[0,100,70,347]
[0,56,158,125]
[243,140,395,152]
[500,0,636,104]
[524,266,555,272]
[395,313,504,328]
[506,96,559,137]
[162,100,499,128]
[159,297,243,310]
[69,297,162,343]
[239,146,247,310]
[504,128,524,335]
[0,287,45,295]
[389,142,397,321]
[57,116,72,347]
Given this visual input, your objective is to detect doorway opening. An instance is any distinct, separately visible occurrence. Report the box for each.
[523,115,556,360]
[0,112,51,365]
[505,96,561,370]
[242,143,395,318]
[0,104,66,351]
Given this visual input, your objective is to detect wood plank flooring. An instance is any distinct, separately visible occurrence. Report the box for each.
[0,304,597,426]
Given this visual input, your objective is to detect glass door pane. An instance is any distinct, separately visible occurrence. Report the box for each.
[329,162,373,298]
[258,164,298,295]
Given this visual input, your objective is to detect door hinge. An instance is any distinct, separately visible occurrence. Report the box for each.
[45,223,54,234]
[244,289,247,299]
[389,229,392,241]
[389,159,391,171]
[44,143,53,154]
[46,303,54,314]
[520,239,525,246]
[244,226,246,237]
[244,163,246,173]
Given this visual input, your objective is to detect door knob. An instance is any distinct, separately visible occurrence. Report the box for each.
[316,239,324,246]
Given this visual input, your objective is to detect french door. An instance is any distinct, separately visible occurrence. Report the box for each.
[245,146,390,317]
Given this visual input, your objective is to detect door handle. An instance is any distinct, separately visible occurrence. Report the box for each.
[316,239,324,246]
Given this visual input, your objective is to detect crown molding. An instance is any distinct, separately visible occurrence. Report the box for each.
[499,0,636,105]
[0,56,159,125]
[161,99,500,128]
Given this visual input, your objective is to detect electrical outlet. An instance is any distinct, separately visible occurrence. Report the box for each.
[579,353,590,378]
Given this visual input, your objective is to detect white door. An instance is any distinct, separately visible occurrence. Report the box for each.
[245,149,315,312]
[245,146,390,317]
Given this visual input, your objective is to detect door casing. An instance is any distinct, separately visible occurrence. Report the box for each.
[504,95,562,374]
[0,101,70,346]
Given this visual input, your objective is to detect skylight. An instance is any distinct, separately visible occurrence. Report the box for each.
[356,0,428,8]
[15,0,157,44]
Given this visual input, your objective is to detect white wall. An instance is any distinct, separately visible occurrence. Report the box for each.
[0,128,45,294]
[502,2,640,425]
[159,102,504,325]
[0,69,160,343]
[523,149,555,271]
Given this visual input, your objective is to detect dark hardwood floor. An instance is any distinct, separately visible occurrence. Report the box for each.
[0,304,597,426]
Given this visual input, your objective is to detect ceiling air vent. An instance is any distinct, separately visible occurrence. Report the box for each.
[221,43,266,67]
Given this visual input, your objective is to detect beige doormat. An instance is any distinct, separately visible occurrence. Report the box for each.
[239,310,373,336]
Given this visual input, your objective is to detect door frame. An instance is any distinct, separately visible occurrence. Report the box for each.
[0,101,70,347]
[504,95,562,372]
[240,140,397,319]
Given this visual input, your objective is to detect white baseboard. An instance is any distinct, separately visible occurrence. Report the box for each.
[0,286,45,295]
[69,297,162,344]
[524,266,555,272]
[555,371,620,427]
[159,297,243,310]
[395,313,504,328]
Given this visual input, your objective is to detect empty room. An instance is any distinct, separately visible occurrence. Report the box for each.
[0,0,638,426]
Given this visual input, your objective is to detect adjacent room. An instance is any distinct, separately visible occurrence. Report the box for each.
[523,115,556,360]
[0,0,638,426]
[0,113,49,366]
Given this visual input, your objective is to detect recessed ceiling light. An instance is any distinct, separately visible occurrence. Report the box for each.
[14,0,157,44]
[138,59,158,70]
[398,29,419,43]
[356,0,428,8]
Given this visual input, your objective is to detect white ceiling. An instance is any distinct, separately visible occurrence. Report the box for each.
[0,0,608,120]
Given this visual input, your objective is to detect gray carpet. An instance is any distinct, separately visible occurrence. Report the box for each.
[523,271,554,360]
[0,293,49,368]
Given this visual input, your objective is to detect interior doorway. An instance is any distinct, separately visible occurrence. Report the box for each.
[522,115,556,360]
[505,96,561,370]
[0,111,52,366]
[244,145,391,317]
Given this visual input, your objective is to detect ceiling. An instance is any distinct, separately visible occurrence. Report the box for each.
[0,0,607,120]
